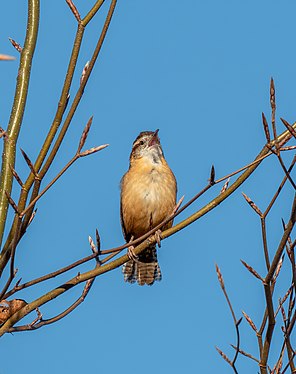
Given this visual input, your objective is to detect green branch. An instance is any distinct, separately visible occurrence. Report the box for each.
[0,0,40,246]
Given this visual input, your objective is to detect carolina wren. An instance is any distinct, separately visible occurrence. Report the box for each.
[120,130,177,285]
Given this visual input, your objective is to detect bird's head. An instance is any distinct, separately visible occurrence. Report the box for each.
[129,129,164,163]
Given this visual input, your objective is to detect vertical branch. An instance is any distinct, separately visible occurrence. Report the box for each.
[0,0,113,273]
[215,264,242,373]
[259,195,296,373]
[0,0,40,247]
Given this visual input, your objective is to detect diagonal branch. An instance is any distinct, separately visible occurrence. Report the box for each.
[0,125,294,335]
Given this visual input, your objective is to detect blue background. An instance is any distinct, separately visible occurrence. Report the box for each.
[0,1,295,373]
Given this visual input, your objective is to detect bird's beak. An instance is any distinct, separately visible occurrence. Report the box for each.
[148,129,159,147]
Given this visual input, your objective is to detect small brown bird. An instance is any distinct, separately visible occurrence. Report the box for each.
[120,130,177,285]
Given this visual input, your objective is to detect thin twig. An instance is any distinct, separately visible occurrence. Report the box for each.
[65,0,81,22]
[270,78,277,151]
[262,112,271,143]
[215,264,242,372]
[281,118,296,139]
[230,344,260,364]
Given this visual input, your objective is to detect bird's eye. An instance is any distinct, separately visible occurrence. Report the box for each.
[139,140,144,146]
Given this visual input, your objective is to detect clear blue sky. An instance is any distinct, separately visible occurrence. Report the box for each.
[0,1,295,373]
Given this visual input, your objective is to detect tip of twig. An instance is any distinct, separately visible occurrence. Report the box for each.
[28,209,38,227]
[9,163,23,187]
[215,263,225,289]
[242,310,257,332]
[95,228,101,252]
[173,195,185,214]
[88,235,97,254]
[281,218,286,231]
[77,116,94,153]
[5,190,20,215]
[240,259,263,281]
[273,254,284,282]
[8,37,22,53]
[79,144,109,157]
[270,77,275,102]
[242,192,263,217]
[220,177,230,194]
[0,53,16,61]
[210,165,215,185]
[280,117,296,139]
[236,316,243,326]
[20,148,38,177]
[215,346,232,365]
[66,0,81,22]
[261,112,271,143]
[80,61,90,85]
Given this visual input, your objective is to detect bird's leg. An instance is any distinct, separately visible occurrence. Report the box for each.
[155,229,162,248]
[127,236,139,261]
[149,212,162,248]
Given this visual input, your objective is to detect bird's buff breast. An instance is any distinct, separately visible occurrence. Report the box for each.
[121,159,176,238]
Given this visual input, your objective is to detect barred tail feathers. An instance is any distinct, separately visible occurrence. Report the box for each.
[122,245,162,286]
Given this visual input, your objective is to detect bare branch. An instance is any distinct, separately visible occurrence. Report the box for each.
[65,0,81,22]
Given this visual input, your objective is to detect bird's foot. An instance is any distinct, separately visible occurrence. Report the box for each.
[127,245,138,261]
[127,236,138,261]
[155,229,162,248]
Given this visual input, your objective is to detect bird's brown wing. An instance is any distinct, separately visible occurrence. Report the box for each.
[119,174,131,243]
